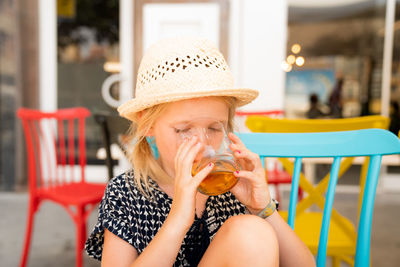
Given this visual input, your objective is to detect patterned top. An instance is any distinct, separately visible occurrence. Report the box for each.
[85,170,247,266]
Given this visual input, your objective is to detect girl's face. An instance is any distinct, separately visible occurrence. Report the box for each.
[150,97,230,179]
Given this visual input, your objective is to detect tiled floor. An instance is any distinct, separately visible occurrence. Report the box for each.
[1,188,399,267]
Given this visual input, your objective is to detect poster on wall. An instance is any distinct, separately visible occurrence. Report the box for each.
[285,69,335,117]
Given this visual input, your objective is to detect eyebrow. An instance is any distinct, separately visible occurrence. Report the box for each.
[169,119,227,126]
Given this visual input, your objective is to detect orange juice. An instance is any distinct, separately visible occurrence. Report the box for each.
[192,156,239,195]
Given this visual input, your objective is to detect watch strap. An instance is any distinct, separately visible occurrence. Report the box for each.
[257,199,279,219]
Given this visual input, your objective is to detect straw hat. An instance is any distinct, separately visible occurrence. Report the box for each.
[118,37,259,121]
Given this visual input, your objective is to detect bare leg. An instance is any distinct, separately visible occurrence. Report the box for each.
[198,214,279,267]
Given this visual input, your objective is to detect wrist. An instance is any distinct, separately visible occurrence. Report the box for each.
[165,212,192,234]
[245,195,273,215]
[246,206,264,215]
[255,198,279,219]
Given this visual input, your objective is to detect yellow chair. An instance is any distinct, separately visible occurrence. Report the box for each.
[246,115,389,266]
[246,115,389,133]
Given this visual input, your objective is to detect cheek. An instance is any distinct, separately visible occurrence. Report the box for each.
[157,141,175,159]
[154,133,179,160]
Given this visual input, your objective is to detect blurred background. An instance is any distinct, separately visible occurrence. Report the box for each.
[1,0,400,191]
[1,0,400,266]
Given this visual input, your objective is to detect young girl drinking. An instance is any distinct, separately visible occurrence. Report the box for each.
[86,37,315,267]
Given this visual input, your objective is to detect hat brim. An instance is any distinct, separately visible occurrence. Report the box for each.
[118,88,259,121]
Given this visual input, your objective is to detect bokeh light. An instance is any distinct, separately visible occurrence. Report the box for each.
[291,44,301,54]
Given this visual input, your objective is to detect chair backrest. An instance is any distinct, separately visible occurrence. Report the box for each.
[17,107,91,191]
[246,114,390,220]
[237,129,400,267]
[93,111,131,179]
[246,115,389,133]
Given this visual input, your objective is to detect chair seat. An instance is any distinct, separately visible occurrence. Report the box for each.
[266,170,292,184]
[279,211,356,256]
[38,182,107,206]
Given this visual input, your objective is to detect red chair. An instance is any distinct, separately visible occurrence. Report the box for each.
[17,107,107,267]
[264,160,295,202]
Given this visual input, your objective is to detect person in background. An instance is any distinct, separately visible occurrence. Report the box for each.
[328,78,344,118]
[306,93,325,119]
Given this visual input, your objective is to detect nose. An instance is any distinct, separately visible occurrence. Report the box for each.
[197,129,208,144]
[192,128,211,161]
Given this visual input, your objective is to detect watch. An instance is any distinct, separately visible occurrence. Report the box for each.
[257,199,279,219]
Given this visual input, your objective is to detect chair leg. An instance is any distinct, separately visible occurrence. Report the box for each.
[19,200,37,267]
[75,206,87,267]
[332,256,341,267]
[298,187,304,201]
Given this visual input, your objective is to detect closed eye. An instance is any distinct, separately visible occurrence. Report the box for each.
[174,127,190,133]
[208,127,222,132]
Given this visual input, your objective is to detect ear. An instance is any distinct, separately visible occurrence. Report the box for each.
[145,127,154,137]
[137,111,154,136]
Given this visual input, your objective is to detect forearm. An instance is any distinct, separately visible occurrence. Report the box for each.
[131,215,189,267]
[266,212,316,267]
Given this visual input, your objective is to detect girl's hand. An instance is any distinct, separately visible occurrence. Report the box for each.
[228,133,271,215]
[168,136,214,229]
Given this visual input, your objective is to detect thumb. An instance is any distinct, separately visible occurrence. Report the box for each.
[192,162,214,188]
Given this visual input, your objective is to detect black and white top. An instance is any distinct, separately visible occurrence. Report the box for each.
[85,170,247,266]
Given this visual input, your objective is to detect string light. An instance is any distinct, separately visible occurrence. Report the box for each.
[287,55,296,65]
[291,44,301,54]
[295,56,305,67]
[281,61,293,72]
[103,61,121,73]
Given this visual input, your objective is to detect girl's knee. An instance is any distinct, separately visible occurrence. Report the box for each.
[222,214,275,233]
[199,215,279,267]
[219,215,278,249]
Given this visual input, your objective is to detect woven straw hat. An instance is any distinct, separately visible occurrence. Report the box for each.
[118,37,259,121]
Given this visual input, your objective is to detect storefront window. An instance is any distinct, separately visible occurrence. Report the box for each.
[0,0,17,190]
[285,0,387,118]
[57,0,119,164]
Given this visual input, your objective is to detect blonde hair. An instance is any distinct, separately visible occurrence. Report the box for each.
[125,96,237,198]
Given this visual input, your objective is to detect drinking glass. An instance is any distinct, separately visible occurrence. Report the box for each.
[176,118,240,195]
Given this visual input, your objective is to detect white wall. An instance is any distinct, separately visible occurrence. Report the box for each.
[229,0,287,112]
[39,0,57,111]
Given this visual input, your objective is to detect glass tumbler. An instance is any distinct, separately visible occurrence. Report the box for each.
[177,118,240,196]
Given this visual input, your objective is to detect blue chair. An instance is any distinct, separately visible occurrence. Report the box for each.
[237,129,400,267]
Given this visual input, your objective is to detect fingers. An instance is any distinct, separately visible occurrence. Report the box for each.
[233,170,263,184]
[228,132,248,150]
[175,136,198,166]
[174,138,213,192]
[176,136,198,161]
[228,132,255,152]
[175,137,203,175]
[228,132,252,155]
[181,141,203,171]
[230,144,263,170]
[233,148,260,163]
[192,162,214,187]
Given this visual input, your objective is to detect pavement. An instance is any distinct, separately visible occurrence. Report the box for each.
[0,193,98,267]
[1,189,400,267]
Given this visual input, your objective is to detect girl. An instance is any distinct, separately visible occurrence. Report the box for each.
[86,37,315,267]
